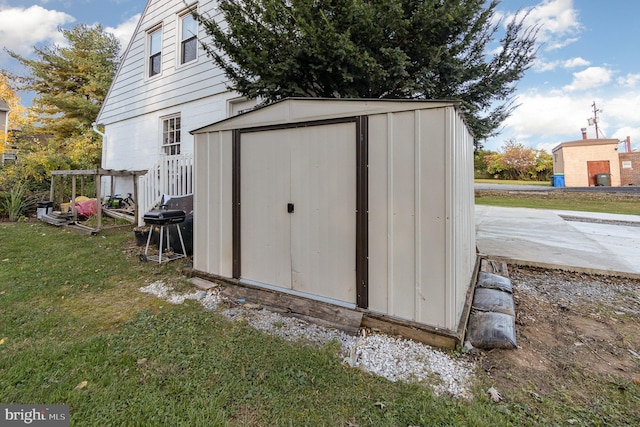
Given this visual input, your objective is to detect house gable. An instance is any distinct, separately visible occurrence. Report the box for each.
[97,0,228,126]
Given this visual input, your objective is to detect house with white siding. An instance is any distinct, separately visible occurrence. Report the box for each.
[96,0,254,221]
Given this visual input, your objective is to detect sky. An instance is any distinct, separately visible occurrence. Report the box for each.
[1,0,639,153]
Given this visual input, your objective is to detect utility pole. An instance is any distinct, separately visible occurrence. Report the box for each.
[590,101,601,139]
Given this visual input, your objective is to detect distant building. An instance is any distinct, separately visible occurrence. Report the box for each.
[619,150,640,186]
[1,97,13,165]
[552,135,621,187]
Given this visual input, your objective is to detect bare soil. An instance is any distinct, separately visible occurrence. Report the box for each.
[479,266,640,396]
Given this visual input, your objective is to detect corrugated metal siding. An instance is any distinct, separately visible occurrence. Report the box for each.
[193,100,475,332]
[98,0,228,125]
[367,107,474,330]
[446,107,476,329]
[193,131,234,276]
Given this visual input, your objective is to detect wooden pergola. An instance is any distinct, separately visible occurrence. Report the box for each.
[49,168,147,231]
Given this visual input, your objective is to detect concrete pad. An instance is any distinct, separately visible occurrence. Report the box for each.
[475,205,640,276]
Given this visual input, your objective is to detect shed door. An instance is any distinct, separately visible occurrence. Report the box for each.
[240,123,357,304]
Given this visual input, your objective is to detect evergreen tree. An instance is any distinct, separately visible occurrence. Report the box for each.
[198,0,537,146]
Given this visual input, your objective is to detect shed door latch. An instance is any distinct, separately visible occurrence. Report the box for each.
[287,203,294,213]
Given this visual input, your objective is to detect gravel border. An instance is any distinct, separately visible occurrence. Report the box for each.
[139,281,474,398]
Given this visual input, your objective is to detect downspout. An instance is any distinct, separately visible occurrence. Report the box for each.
[92,122,106,165]
[92,122,105,138]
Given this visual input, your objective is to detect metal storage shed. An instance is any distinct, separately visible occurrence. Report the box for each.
[191,98,476,345]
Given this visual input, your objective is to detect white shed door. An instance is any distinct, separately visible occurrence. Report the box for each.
[240,123,356,304]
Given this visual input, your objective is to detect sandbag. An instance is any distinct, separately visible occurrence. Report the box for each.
[467,311,517,349]
[472,287,515,316]
[477,271,513,293]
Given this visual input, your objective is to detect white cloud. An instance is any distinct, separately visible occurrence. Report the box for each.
[534,56,590,72]
[485,89,640,152]
[105,13,141,54]
[506,0,582,52]
[610,126,639,149]
[563,66,612,91]
[0,5,75,57]
[504,92,592,140]
[617,73,640,88]
[562,57,590,69]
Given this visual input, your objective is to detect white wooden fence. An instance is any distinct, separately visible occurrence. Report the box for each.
[138,154,194,225]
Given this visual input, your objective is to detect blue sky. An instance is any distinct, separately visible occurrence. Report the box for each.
[1,0,639,152]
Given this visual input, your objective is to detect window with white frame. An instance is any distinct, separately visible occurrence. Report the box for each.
[148,27,162,77]
[162,115,181,155]
[180,11,198,64]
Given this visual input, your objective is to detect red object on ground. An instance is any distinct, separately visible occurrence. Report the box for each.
[75,199,98,217]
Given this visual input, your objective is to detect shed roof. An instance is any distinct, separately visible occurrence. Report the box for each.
[552,138,618,153]
[0,98,9,112]
[191,98,461,134]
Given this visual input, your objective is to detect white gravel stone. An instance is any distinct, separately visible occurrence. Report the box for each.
[139,280,475,398]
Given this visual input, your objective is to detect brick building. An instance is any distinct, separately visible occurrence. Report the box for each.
[619,152,640,186]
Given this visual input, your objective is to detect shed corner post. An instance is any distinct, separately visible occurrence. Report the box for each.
[232,129,241,279]
[356,115,369,309]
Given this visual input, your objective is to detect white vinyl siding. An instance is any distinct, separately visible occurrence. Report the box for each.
[97,0,228,126]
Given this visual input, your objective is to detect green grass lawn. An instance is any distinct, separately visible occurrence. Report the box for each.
[475,179,551,186]
[475,184,640,216]
[1,222,638,426]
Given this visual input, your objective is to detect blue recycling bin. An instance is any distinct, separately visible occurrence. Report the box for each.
[553,174,565,188]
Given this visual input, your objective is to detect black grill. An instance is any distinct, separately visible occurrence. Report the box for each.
[143,209,186,225]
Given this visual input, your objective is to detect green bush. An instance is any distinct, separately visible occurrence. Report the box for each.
[1,182,37,221]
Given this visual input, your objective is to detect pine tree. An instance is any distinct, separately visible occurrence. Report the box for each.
[198,0,538,146]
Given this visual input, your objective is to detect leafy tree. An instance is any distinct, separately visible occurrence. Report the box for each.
[532,148,552,181]
[1,24,119,194]
[500,140,535,180]
[198,0,538,145]
[0,71,33,149]
[8,24,119,143]
[474,148,496,178]
[483,140,551,181]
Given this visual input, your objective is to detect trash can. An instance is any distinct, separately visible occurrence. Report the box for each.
[552,174,565,188]
[36,201,54,219]
[595,173,611,186]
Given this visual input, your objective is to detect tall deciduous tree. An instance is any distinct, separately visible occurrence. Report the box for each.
[9,24,119,143]
[0,71,32,146]
[1,24,119,193]
[198,0,538,145]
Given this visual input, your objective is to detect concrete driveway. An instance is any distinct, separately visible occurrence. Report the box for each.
[475,205,640,277]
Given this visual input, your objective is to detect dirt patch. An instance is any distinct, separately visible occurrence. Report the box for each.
[478,267,640,395]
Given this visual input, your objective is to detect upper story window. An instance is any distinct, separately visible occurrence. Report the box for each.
[162,115,181,155]
[148,27,162,77]
[180,12,198,64]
